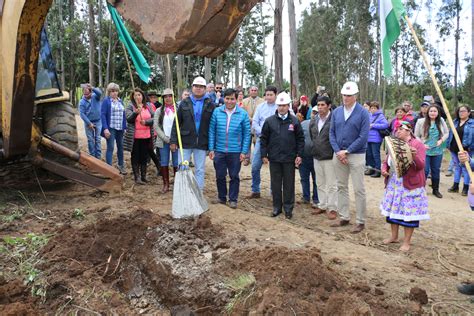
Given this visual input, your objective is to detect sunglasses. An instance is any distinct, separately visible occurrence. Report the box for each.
[215,87,223,90]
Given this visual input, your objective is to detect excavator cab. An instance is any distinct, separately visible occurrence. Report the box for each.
[36,27,62,99]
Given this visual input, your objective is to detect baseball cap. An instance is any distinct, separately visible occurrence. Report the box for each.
[275,92,292,105]
[192,76,206,86]
[341,81,359,95]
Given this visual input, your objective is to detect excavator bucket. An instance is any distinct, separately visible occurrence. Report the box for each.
[107,0,261,57]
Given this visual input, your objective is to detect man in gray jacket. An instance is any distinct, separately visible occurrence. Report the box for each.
[309,96,337,220]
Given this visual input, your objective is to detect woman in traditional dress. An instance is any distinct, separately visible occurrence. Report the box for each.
[380,121,429,252]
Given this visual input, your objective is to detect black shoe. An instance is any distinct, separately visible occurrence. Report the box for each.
[271,209,282,217]
[370,171,381,178]
[364,169,374,176]
[433,189,443,198]
[285,212,293,219]
[457,283,474,295]
[462,184,469,196]
[448,183,459,193]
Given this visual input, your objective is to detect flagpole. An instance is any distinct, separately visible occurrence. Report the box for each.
[121,41,135,91]
[403,15,472,179]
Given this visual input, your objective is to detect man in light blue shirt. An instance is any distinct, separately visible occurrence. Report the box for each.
[248,86,278,198]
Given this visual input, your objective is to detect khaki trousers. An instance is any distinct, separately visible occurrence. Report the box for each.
[333,153,367,224]
[313,158,337,211]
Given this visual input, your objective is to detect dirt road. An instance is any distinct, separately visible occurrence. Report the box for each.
[0,115,472,315]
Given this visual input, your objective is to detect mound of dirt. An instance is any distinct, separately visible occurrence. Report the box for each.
[216,247,407,315]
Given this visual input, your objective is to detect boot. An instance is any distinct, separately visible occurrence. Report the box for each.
[462,184,469,196]
[364,168,374,176]
[161,167,170,193]
[170,166,178,184]
[370,170,381,178]
[132,164,145,185]
[448,182,459,193]
[432,179,443,198]
[140,163,148,183]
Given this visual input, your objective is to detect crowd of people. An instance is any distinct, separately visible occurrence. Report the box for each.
[78,78,474,253]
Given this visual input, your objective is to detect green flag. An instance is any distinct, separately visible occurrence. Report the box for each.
[380,0,406,77]
[107,4,150,83]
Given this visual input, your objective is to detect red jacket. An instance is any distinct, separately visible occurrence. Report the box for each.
[382,137,426,190]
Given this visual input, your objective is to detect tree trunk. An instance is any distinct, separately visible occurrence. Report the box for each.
[274,0,283,91]
[471,0,474,97]
[58,0,65,89]
[105,21,113,86]
[215,55,223,84]
[453,0,460,107]
[68,0,76,104]
[177,54,185,97]
[260,2,266,91]
[204,57,212,83]
[287,0,299,99]
[88,0,96,86]
[98,0,103,88]
[234,39,240,87]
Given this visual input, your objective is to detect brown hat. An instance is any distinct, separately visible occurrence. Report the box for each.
[148,89,161,97]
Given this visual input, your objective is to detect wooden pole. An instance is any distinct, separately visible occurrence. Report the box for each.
[121,41,135,91]
[404,15,472,179]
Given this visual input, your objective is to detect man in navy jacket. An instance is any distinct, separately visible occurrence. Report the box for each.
[329,81,370,233]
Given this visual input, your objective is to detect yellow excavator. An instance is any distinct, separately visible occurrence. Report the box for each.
[0,0,259,192]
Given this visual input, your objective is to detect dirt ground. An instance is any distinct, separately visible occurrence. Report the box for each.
[0,115,473,315]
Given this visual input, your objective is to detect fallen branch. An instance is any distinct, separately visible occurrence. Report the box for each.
[72,304,102,316]
[109,252,124,276]
[430,301,473,315]
[102,254,112,277]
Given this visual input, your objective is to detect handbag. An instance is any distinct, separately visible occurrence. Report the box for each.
[371,115,390,137]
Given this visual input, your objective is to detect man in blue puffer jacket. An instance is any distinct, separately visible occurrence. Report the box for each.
[365,101,389,178]
[208,88,251,209]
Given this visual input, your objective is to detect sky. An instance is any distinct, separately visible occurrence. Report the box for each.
[262,0,472,84]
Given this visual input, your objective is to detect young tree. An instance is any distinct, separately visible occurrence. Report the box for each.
[274,0,283,91]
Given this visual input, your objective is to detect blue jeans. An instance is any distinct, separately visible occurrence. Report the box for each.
[366,142,382,170]
[299,156,319,203]
[451,151,471,185]
[105,128,124,167]
[179,148,207,190]
[425,154,443,182]
[85,120,102,159]
[251,139,263,193]
[159,143,179,167]
[213,152,242,202]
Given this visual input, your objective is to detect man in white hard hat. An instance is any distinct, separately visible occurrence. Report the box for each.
[170,76,216,190]
[260,92,305,219]
[329,81,370,233]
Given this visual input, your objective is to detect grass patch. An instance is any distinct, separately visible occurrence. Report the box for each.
[224,273,256,314]
[0,233,51,299]
[72,208,85,220]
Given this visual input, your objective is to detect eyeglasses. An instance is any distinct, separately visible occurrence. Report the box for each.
[215,87,223,90]
[459,109,469,113]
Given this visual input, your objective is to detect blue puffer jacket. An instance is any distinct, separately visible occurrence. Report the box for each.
[208,106,251,154]
[447,118,474,152]
[368,110,389,143]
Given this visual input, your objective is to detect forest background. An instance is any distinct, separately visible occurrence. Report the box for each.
[45,0,474,115]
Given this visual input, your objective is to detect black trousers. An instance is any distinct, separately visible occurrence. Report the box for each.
[131,138,150,165]
[269,162,295,214]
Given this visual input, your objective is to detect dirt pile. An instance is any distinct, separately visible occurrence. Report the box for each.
[216,247,407,315]
[1,211,408,315]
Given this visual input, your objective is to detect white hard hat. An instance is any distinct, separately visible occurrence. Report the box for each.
[275,92,292,105]
[192,76,206,86]
[340,81,359,95]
